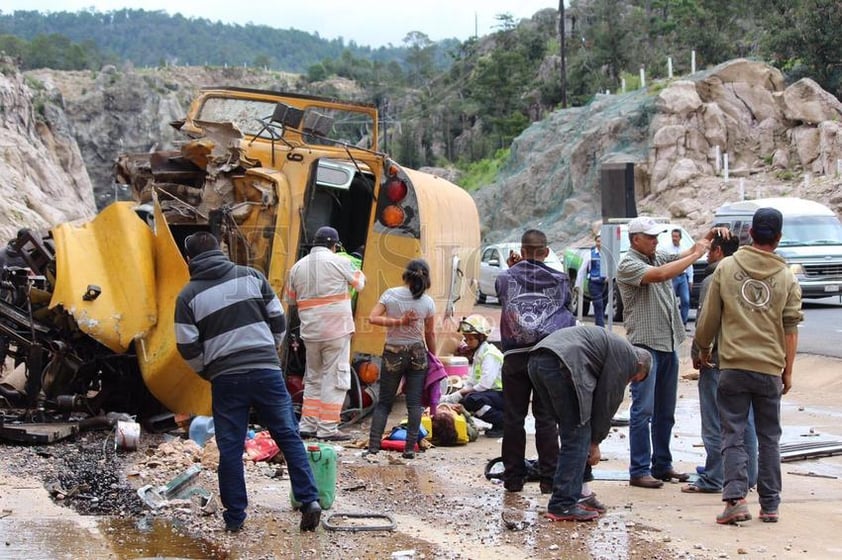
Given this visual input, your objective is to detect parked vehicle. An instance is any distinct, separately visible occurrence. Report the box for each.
[0,87,480,431]
[712,197,842,298]
[561,246,594,316]
[476,242,565,303]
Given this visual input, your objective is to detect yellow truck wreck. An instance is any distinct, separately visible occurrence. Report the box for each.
[0,88,480,432]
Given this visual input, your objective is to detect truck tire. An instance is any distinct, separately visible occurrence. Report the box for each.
[612,285,624,322]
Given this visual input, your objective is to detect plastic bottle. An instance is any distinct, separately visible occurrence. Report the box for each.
[290,442,337,510]
[188,416,215,447]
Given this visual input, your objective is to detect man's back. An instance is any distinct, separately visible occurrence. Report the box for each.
[696,247,802,374]
[288,246,361,341]
[496,259,574,351]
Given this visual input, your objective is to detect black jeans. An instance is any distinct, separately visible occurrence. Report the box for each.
[501,352,559,485]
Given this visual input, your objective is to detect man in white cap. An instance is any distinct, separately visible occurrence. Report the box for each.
[616,217,723,489]
[287,226,366,441]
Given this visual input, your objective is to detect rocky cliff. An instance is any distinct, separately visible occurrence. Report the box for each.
[2,58,842,249]
[0,59,95,241]
[475,59,842,246]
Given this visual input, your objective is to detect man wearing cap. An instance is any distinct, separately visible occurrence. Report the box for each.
[616,217,718,489]
[695,208,802,525]
[287,226,366,441]
[175,232,322,533]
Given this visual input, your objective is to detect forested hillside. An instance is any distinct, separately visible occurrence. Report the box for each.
[0,8,432,72]
[3,1,842,175]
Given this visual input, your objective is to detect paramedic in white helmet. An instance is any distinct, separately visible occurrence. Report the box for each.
[442,315,505,438]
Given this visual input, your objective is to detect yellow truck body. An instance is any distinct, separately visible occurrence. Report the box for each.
[29,87,480,419]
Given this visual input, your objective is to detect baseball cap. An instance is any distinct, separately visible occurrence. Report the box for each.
[314,226,340,244]
[627,217,668,236]
[752,208,783,238]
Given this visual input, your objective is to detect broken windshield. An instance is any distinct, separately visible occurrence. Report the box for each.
[195,96,375,150]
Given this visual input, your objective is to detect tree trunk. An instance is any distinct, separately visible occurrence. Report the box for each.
[559,0,567,108]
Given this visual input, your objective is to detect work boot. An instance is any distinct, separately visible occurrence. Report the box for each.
[318,431,352,442]
[299,501,322,532]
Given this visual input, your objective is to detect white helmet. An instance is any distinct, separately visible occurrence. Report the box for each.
[458,314,492,337]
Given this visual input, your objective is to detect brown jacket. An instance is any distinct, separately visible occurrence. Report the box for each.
[695,246,803,376]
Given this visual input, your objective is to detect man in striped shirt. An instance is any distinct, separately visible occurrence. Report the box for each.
[287,226,366,441]
[175,232,321,533]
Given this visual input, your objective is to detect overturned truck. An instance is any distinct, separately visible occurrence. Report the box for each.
[0,87,480,434]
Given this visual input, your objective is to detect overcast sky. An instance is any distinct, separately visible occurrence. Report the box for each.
[1,1,559,47]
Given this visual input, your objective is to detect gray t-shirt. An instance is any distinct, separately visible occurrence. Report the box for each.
[379,286,436,345]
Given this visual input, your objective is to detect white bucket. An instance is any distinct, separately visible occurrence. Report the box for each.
[115,420,141,450]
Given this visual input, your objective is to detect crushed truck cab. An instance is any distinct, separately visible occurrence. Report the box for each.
[0,87,480,426]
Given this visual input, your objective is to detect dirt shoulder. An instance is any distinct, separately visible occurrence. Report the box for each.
[2,345,842,559]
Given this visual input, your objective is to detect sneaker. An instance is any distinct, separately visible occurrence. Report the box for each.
[539,480,553,495]
[485,427,504,438]
[578,493,607,514]
[224,520,244,533]
[299,501,322,532]
[545,505,599,522]
[716,499,752,525]
[402,451,416,460]
[504,478,525,493]
[759,509,779,523]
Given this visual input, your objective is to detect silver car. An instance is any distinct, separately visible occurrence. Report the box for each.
[476,242,565,304]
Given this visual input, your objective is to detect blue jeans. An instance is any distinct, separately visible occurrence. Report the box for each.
[672,274,690,325]
[212,368,319,527]
[528,351,590,512]
[718,369,782,512]
[588,278,606,328]
[695,366,758,490]
[368,343,427,453]
[629,347,678,479]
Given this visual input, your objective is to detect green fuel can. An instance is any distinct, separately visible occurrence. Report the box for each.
[290,442,337,510]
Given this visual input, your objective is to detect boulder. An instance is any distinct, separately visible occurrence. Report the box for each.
[656,81,702,116]
[783,78,842,124]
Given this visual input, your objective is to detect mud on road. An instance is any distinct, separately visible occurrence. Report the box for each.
[3,351,842,560]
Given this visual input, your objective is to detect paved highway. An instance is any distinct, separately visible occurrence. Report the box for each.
[474,294,842,359]
[797,295,842,358]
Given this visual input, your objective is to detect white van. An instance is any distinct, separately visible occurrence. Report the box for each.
[712,197,842,298]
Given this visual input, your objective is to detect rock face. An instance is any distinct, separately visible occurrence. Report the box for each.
[475,59,842,246]
[3,58,842,250]
[0,59,95,242]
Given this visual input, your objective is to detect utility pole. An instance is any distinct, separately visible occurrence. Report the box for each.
[558,0,568,108]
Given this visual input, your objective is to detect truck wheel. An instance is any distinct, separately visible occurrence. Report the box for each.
[612,286,624,322]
